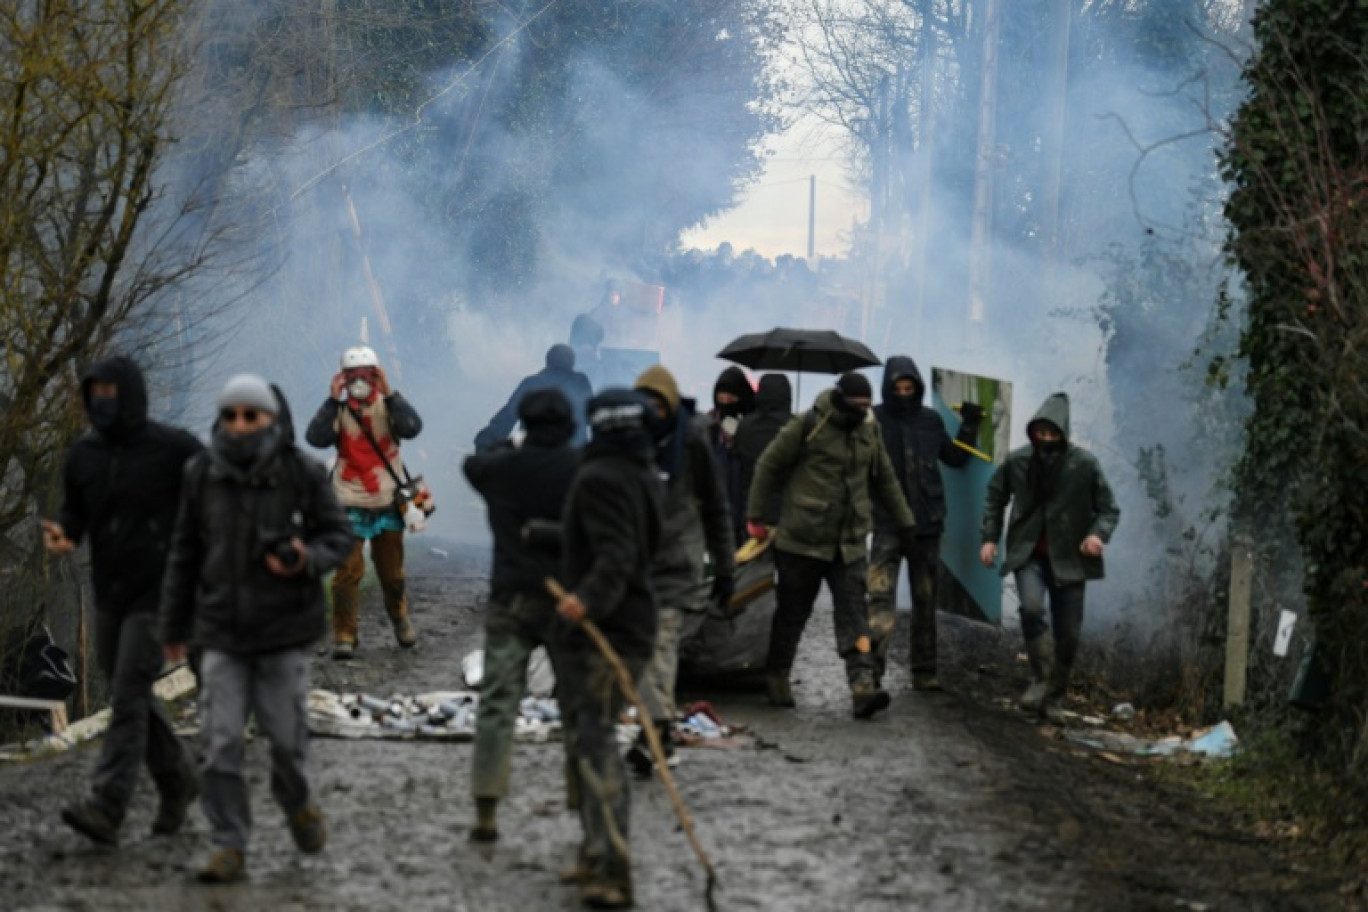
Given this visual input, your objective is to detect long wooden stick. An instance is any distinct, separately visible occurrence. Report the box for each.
[545,578,718,907]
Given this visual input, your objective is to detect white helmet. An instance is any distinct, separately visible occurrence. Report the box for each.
[340,346,379,370]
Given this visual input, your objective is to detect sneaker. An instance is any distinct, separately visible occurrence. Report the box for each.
[331,641,355,661]
[392,617,418,649]
[288,805,327,854]
[196,848,246,883]
[152,774,199,836]
[60,801,119,846]
[912,673,943,693]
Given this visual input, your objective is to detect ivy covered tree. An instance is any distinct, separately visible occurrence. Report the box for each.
[1222,0,1368,777]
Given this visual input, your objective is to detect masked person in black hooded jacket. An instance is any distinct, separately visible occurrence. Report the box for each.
[553,389,664,910]
[160,375,353,883]
[474,344,594,451]
[463,389,581,844]
[704,365,755,544]
[735,373,793,521]
[43,356,202,847]
[868,356,984,691]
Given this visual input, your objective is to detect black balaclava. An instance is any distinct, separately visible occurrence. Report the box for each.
[888,373,923,414]
[831,372,873,429]
[1027,419,1067,501]
[520,387,576,447]
[712,366,755,419]
[81,355,149,442]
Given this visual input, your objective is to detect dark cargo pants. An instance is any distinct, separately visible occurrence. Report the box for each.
[867,533,941,676]
[558,644,646,891]
[90,610,193,822]
[471,593,562,800]
[767,548,874,683]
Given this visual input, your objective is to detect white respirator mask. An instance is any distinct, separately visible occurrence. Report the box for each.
[347,379,373,401]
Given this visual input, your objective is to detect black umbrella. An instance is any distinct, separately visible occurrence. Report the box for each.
[717,328,881,405]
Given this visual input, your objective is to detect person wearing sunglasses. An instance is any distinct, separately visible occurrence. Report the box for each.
[43,356,203,848]
[304,345,424,659]
[159,374,352,882]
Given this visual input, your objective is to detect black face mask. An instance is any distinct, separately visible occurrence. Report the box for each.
[831,392,868,428]
[89,397,120,432]
[889,392,919,413]
[213,423,280,469]
[716,400,744,419]
[1036,439,1065,455]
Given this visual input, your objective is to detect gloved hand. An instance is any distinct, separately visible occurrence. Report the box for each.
[712,575,736,612]
[746,519,769,542]
[959,401,985,425]
[898,526,919,556]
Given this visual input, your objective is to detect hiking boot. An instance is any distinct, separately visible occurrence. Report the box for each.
[1041,697,1069,726]
[468,824,499,843]
[1040,659,1073,726]
[392,616,418,649]
[152,774,199,836]
[1018,635,1053,713]
[560,864,593,884]
[331,640,356,661]
[912,672,943,693]
[61,800,119,846]
[288,805,327,854]
[765,673,796,708]
[850,674,891,720]
[580,878,634,909]
[196,848,246,883]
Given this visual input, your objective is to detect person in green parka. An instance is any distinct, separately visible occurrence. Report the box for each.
[747,372,918,719]
[980,392,1120,724]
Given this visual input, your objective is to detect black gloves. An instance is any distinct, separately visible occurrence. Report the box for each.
[959,401,985,425]
[712,575,736,612]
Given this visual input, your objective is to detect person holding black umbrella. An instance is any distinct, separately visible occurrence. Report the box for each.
[745,372,917,719]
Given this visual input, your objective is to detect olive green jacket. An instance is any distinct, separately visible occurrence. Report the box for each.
[746,390,915,564]
[981,393,1120,583]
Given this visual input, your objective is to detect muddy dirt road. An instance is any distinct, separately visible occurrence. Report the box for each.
[0,543,1356,911]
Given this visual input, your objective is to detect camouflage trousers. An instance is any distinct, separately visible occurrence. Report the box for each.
[867,533,941,677]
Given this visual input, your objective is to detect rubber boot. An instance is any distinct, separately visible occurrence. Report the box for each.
[1041,659,1073,726]
[1018,635,1053,713]
[765,672,796,708]
[332,586,360,658]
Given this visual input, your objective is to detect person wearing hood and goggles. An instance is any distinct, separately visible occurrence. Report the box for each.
[159,375,353,883]
[305,346,424,659]
[868,356,984,693]
[745,372,917,720]
[43,356,203,849]
[980,392,1120,725]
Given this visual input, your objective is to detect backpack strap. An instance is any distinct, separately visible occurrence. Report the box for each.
[344,403,413,489]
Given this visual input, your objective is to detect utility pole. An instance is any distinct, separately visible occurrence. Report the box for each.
[807,174,816,260]
[967,0,1001,349]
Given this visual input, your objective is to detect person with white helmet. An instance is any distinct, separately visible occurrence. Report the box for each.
[304,346,425,659]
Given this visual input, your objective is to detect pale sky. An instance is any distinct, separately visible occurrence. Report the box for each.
[681,118,866,259]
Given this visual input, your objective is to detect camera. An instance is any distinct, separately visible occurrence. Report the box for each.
[260,533,302,569]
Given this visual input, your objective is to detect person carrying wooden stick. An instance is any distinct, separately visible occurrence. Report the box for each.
[552,388,664,910]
